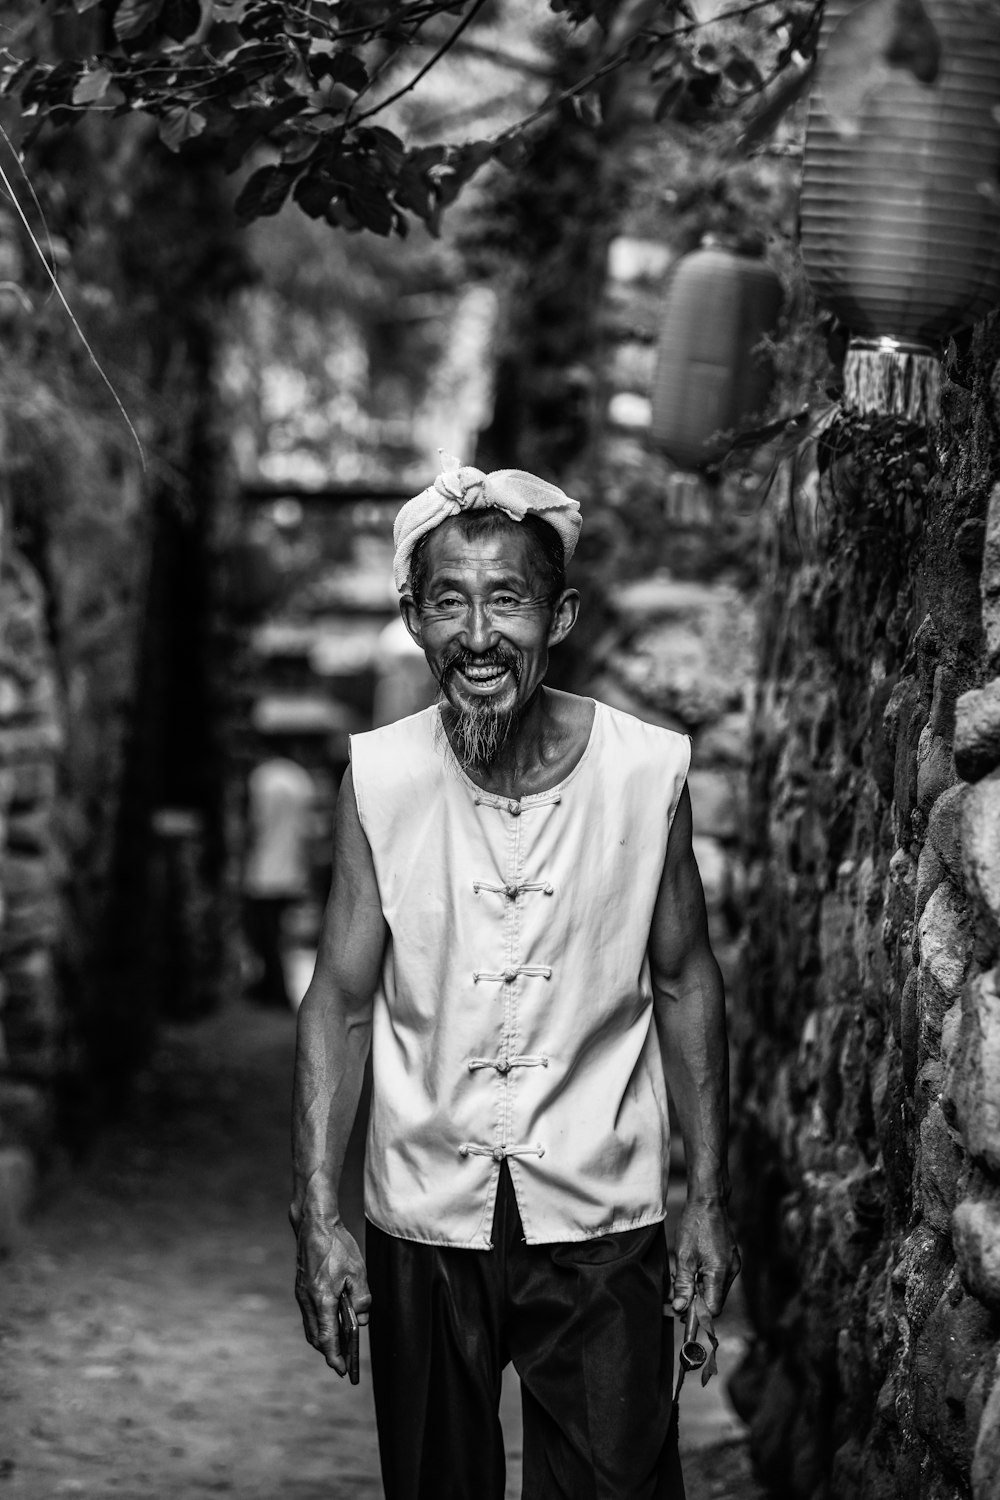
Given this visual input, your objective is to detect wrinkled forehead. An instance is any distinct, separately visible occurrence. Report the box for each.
[420,518,541,586]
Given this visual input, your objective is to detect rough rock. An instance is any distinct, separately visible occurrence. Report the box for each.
[917,1105,961,1231]
[971,1346,1000,1499]
[947,968,1000,1173]
[941,999,963,1073]
[869,675,899,801]
[926,784,966,885]
[917,881,971,1003]
[915,843,945,927]
[899,969,919,1096]
[917,727,956,812]
[912,1282,996,1475]
[893,689,927,829]
[955,680,1000,782]
[882,675,921,759]
[962,771,1000,932]
[953,1194,1000,1312]
[982,480,1000,672]
[929,665,960,740]
[818,892,857,1007]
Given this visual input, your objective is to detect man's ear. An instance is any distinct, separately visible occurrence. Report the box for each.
[400,594,423,646]
[548,589,580,647]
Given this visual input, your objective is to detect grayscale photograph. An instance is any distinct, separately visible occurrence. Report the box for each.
[0,2,998,1498]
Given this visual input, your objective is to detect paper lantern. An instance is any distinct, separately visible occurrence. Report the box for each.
[801,0,1000,423]
[649,246,784,470]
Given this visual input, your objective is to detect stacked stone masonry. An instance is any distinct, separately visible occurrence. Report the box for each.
[0,550,62,1249]
[735,315,1000,1499]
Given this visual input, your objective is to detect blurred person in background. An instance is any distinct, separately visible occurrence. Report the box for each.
[290,457,740,1499]
[371,614,437,728]
[242,750,316,1010]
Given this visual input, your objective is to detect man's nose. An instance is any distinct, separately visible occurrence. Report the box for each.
[460,601,499,652]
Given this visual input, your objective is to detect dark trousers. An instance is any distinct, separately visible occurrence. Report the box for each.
[366,1165,680,1500]
[242,895,290,1006]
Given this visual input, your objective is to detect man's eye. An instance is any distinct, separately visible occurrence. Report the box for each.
[494,595,519,607]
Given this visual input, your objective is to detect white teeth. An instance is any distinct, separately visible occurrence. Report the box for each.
[463,665,508,681]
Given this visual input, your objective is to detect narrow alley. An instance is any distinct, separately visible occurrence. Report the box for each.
[0,996,763,1500]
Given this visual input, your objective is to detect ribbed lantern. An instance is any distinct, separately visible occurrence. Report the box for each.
[649,246,784,470]
[801,0,1000,423]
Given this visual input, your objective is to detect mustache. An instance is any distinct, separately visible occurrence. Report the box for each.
[440,646,521,682]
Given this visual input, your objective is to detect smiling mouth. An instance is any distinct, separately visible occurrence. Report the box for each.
[454,662,512,691]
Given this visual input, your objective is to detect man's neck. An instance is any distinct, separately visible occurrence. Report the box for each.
[442,688,593,799]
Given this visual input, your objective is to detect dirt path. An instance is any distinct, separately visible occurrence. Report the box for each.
[0,1002,766,1500]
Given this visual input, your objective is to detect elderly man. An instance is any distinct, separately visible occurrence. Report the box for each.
[290,458,740,1500]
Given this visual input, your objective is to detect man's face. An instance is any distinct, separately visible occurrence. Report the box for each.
[401,521,578,761]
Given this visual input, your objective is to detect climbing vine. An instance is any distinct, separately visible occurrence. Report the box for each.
[2,0,823,237]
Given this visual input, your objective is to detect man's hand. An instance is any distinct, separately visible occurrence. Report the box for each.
[671,1198,741,1318]
[293,1212,372,1375]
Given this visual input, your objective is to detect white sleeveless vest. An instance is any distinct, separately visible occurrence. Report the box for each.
[350,701,691,1247]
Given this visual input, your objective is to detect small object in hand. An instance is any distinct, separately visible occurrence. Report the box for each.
[338,1287,360,1385]
[679,1301,707,1373]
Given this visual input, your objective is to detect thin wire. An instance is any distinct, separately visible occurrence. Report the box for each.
[0,129,146,469]
[349,0,492,127]
[0,119,58,303]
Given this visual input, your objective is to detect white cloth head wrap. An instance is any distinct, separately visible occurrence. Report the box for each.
[393,453,582,593]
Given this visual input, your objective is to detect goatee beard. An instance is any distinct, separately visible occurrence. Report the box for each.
[436,646,521,771]
[441,697,519,771]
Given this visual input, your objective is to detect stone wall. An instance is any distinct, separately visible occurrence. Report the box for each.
[0,548,62,1247]
[733,314,1000,1498]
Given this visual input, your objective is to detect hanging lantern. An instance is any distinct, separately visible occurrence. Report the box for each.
[801,0,1000,424]
[649,246,784,470]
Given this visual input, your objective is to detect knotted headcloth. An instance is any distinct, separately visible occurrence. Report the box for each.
[393,453,582,593]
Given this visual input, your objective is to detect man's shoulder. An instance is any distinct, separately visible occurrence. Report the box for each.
[593,698,690,757]
[354,704,438,748]
[350,706,441,782]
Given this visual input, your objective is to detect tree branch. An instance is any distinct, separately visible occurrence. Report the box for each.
[348,0,492,128]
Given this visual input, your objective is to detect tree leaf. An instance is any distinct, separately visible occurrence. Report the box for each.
[292,171,335,218]
[1,58,38,97]
[113,0,165,42]
[72,66,113,105]
[310,50,368,92]
[325,196,361,231]
[494,134,527,170]
[348,183,395,236]
[234,160,300,221]
[358,125,406,175]
[404,144,448,172]
[158,104,208,150]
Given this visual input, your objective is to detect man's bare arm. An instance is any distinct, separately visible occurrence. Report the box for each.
[649,782,740,1318]
[290,765,387,1373]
